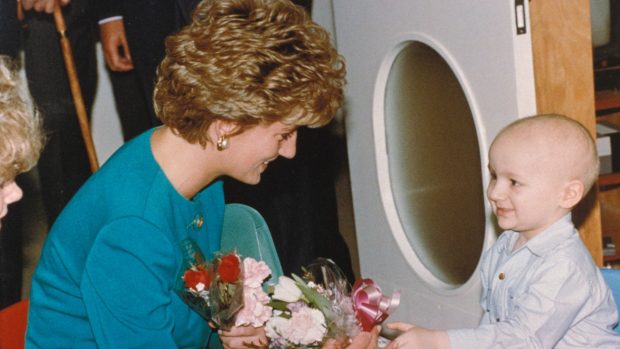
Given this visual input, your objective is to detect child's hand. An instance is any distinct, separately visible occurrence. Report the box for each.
[350,325,381,349]
[381,322,414,339]
[384,323,450,349]
[219,325,267,349]
[322,325,381,349]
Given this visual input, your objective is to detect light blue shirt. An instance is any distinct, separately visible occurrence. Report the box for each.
[449,214,620,348]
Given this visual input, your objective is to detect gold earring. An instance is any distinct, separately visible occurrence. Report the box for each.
[216,136,229,151]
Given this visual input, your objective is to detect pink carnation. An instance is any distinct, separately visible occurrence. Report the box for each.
[234,258,272,327]
[267,305,327,345]
[235,289,272,327]
[243,258,272,288]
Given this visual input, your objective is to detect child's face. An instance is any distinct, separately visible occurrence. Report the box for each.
[0,180,23,230]
[486,133,570,239]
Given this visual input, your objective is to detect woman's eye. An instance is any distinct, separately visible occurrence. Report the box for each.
[279,130,296,142]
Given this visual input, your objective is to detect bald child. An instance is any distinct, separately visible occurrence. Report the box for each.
[386,114,620,349]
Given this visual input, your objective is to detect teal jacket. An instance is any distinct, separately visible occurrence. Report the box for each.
[26,129,224,348]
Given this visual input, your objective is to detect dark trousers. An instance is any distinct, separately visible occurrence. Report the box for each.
[107,0,182,139]
[23,1,96,225]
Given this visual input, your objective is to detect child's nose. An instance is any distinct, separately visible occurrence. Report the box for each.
[487,182,504,201]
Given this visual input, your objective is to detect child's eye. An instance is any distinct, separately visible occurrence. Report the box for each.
[510,179,520,186]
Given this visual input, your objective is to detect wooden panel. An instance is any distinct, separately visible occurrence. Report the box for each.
[596,89,620,112]
[530,1,602,265]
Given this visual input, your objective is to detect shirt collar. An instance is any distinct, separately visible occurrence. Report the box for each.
[498,214,576,257]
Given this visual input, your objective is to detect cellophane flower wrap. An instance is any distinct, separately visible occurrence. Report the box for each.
[265,258,400,348]
[176,239,214,321]
[209,251,245,329]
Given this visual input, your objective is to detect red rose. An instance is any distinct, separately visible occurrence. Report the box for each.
[217,254,241,282]
[183,265,211,291]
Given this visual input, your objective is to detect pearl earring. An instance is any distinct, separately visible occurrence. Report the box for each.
[216,136,229,151]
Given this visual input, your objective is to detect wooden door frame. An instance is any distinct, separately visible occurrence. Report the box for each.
[530,1,603,265]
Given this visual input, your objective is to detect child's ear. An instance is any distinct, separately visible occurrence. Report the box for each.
[559,179,585,209]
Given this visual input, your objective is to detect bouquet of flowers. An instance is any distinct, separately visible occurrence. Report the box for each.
[177,245,399,347]
[265,258,400,348]
[177,242,273,329]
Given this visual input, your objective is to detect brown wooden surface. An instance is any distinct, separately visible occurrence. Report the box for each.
[599,173,620,188]
[596,89,620,112]
[53,3,99,172]
[530,1,603,265]
[600,189,620,266]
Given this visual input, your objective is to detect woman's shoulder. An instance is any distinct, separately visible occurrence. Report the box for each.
[100,129,158,174]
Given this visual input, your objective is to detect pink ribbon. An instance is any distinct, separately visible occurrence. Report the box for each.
[352,278,400,331]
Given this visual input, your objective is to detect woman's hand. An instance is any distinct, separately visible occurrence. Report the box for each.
[383,323,450,349]
[322,325,381,349]
[219,325,268,349]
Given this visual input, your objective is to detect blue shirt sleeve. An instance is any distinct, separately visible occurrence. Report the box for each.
[81,217,184,348]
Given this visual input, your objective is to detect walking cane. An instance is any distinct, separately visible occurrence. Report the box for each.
[52,1,99,172]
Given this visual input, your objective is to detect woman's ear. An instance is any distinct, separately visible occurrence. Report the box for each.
[212,119,239,138]
[559,179,585,209]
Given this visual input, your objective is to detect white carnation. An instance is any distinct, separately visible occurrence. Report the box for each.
[272,276,302,303]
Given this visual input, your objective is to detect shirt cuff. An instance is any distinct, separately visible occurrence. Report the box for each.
[98,16,123,25]
[447,329,477,349]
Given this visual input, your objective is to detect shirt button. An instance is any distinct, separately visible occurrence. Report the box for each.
[498,272,505,280]
[191,215,204,230]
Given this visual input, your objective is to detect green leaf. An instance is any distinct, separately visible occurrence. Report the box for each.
[291,274,336,320]
[268,299,291,312]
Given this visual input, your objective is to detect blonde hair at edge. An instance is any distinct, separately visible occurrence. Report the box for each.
[493,114,599,195]
[0,55,44,184]
[153,0,346,147]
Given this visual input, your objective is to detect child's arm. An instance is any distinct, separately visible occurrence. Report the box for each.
[383,323,450,349]
[381,260,589,349]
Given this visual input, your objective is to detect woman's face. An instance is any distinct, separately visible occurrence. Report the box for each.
[0,181,23,229]
[226,121,298,185]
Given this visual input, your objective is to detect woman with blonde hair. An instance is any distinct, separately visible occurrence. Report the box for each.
[0,56,44,228]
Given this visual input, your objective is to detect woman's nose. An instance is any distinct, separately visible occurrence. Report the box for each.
[279,133,297,159]
[4,181,24,205]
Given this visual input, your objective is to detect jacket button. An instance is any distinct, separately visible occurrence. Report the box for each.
[192,215,204,230]
[498,272,505,280]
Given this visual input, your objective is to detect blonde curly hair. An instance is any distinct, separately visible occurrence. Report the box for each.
[154,0,346,146]
[0,56,44,183]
